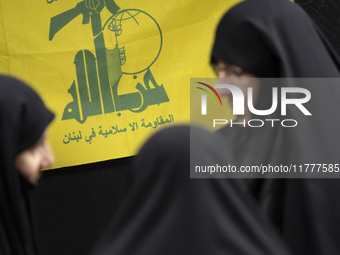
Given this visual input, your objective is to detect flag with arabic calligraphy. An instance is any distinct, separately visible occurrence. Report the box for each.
[0,0,241,169]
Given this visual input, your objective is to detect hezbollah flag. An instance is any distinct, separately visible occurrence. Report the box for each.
[0,0,240,169]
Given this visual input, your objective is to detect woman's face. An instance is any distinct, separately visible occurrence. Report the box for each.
[215,60,259,121]
[15,130,55,185]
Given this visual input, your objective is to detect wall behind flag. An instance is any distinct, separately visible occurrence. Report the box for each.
[0,0,240,169]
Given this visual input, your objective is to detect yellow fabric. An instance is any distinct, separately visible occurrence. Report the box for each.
[0,0,241,169]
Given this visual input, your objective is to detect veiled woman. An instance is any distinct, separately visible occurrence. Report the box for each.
[212,0,340,254]
[0,76,55,255]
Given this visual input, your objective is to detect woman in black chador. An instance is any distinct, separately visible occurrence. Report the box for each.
[0,76,55,255]
[212,0,340,254]
[91,126,291,255]
[91,0,340,254]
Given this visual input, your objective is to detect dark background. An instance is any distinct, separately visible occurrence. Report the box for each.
[30,158,131,255]
[30,1,340,254]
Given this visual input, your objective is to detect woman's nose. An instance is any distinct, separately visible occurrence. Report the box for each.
[42,142,55,168]
[218,70,228,79]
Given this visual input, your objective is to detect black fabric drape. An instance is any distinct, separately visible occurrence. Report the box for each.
[0,76,54,255]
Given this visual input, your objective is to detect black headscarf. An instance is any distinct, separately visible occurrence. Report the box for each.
[91,126,292,255]
[0,76,54,255]
[212,0,340,78]
[212,0,340,254]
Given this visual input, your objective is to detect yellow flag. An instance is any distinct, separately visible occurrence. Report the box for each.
[0,0,241,169]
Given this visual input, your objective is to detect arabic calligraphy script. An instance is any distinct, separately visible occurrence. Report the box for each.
[63,114,175,144]
[49,0,169,124]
